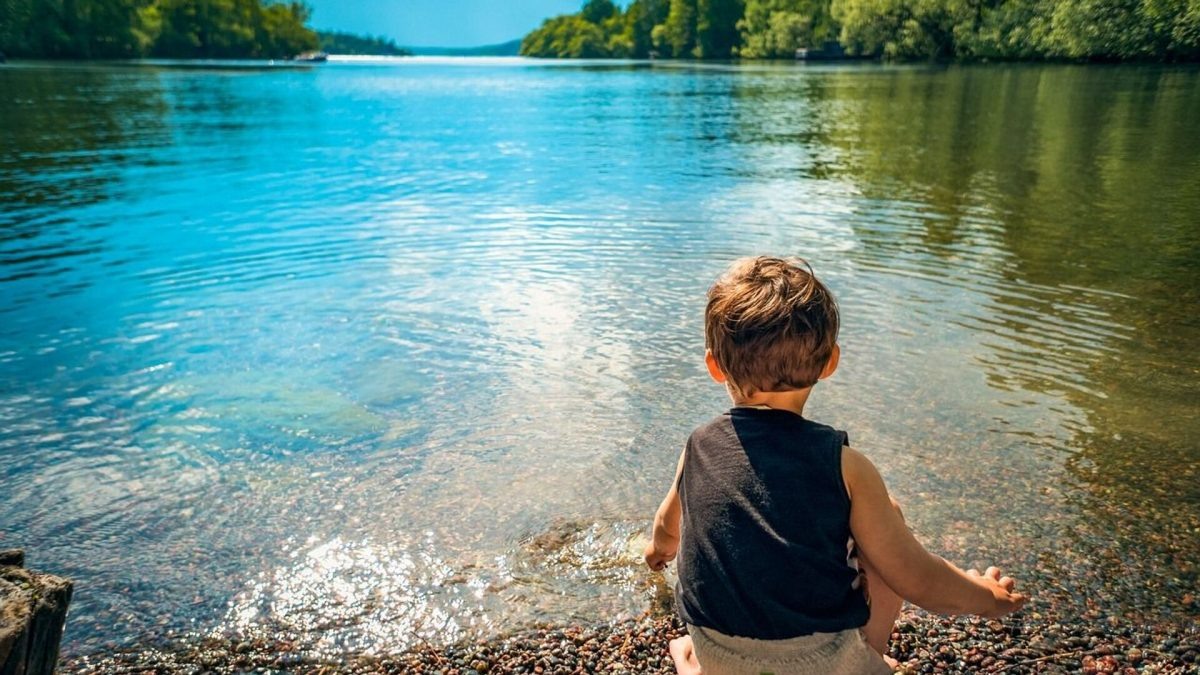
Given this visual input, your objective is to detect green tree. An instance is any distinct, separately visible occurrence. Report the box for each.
[580,0,617,23]
[317,29,408,56]
[259,1,317,56]
[520,0,1200,61]
[151,0,315,58]
[133,1,164,53]
[603,11,636,56]
[0,0,318,58]
[155,0,250,57]
[1045,0,1159,59]
[830,0,1200,60]
[520,0,662,58]
[737,0,838,58]
[520,12,611,57]
[955,0,1050,59]
[567,15,608,56]
[1167,0,1200,58]
[521,14,574,56]
[627,0,670,55]
[831,0,963,58]
[655,0,698,56]
[0,0,148,57]
[696,0,744,56]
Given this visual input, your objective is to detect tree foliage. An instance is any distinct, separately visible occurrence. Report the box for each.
[317,30,410,56]
[521,0,1200,60]
[655,0,698,56]
[831,0,1200,60]
[736,0,839,57]
[696,0,745,56]
[0,0,320,58]
[521,0,674,57]
[580,0,619,24]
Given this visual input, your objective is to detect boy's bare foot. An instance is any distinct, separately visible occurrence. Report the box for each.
[669,635,702,675]
[883,654,900,670]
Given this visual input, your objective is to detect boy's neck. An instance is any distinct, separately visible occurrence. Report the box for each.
[730,386,814,417]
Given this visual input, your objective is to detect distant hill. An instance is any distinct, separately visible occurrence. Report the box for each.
[317,31,411,56]
[405,40,522,57]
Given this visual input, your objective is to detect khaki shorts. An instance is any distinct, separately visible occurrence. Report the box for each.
[688,624,893,675]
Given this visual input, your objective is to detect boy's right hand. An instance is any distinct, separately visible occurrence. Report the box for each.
[967,566,1028,618]
[644,541,677,571]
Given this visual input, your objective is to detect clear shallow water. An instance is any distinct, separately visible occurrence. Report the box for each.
[1,59,1197,657]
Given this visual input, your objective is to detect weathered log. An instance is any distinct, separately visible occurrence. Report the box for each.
[0,551,73,675]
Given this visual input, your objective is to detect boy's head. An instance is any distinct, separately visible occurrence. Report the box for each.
[704,256,839,396]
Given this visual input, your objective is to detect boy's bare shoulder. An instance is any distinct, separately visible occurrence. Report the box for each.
[842,445,869,468]
[840,445,893,504]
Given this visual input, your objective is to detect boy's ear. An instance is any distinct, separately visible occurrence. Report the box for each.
[818,344,840,380]
[704,350,727,383]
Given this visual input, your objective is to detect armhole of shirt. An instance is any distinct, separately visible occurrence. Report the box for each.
[675,435,693,493]
[833,429,852,514]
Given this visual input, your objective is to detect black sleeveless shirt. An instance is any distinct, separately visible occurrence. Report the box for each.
[674,407,869,639]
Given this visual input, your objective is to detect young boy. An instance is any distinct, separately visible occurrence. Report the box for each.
[644,257,1027,674]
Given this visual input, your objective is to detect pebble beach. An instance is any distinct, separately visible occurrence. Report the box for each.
[66,608,1199,674]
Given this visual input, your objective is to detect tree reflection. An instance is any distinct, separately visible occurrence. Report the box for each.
[737,64,1200,622]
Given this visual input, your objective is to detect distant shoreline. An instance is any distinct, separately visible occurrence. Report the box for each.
[5,56,1199,68]
[405,39,522,57]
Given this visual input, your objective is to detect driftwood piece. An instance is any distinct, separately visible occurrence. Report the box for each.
[0,551,73,675]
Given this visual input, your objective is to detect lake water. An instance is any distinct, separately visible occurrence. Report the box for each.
[1,58,1197,657]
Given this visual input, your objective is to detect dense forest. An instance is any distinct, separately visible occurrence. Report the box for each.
[0,0,318,59]
[519,0,1200,60]
[317,30,410,56]
[407,39,522,56]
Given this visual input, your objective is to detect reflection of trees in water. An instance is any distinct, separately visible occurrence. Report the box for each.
[0,64,279,231]
[0,66,168,315]
[735,65,1200,621]
[0,65,291,310]
[0,67,170,222]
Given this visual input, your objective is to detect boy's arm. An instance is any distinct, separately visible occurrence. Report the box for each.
[843,446,1027,618]
[644,448,686,571]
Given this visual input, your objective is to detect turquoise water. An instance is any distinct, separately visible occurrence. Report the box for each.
[1,58,1198,656]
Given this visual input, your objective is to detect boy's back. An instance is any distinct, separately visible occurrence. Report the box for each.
[676,407,868,639]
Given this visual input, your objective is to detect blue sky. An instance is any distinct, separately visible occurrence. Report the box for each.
[308,0,586,48]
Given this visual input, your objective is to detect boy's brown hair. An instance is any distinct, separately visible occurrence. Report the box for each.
[705,256,839,395]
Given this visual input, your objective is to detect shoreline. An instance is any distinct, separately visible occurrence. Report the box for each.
[65,609,1199,674]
